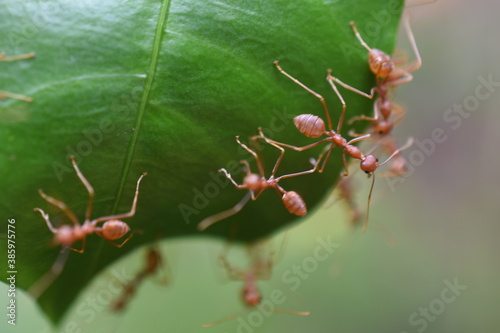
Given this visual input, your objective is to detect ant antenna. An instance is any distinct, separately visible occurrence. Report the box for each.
[362,137,414,233]
[197,192,252,231]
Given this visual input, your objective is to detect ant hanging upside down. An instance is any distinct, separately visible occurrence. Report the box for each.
[197,135,320,231]
[28,156,147,299]
[259,61,413,232]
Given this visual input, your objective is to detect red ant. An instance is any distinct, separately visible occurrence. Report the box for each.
[261,61,413,232]
[28,156,147,299]
[197,135,319,231]
[327,18,421,175]
[202,241,309,327]
[112,245,168,311]
[0,52,35,102]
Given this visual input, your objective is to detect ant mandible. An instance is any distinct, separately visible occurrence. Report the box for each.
[197,135,319,231]
[28,156,147,299]
[0,52,35,102]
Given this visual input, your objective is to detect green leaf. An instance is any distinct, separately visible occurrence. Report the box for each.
[0,0,403,324]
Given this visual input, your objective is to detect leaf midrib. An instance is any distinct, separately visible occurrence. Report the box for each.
[86,0,172,276]
[113,0,172,212]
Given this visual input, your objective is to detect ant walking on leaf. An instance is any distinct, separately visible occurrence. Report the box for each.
[260,61,413,232]
[202,240,309,327]
[0,52,35,102]
[28,156,147,299]
[197,135,319,231]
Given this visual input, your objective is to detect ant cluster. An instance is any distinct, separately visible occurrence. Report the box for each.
[0,52,35,103]
[26,17,421,327]
[198,18,420,234]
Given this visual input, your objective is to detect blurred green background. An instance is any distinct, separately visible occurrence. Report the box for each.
[2,0,500,332]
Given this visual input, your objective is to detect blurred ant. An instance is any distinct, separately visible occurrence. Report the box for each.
[112,245,168,311]
[0,52,35,102]
[202,240,309,327]
[263,61,413,231]
[28,156,147,299]
[197,135,319,231]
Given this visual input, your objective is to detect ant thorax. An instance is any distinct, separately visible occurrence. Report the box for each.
[55,225,80,245]
[243,173,268,191]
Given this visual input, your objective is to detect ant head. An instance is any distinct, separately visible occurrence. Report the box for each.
[361,155,378,174]
[243,173,264,192]
[242,283,262,307]
[100,220,131,241]
[374,120,393,136]
[369,49,394,79]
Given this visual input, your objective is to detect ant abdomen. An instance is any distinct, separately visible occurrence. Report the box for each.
[294,114,325,138]
[100,220,131,240]
[282,191,307,216]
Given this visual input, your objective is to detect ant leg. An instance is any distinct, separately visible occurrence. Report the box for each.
[91,172,147,224]
[219,254,245,281]
[197,192,252,231]
[376,137,414,168]
[37,189,79,225]
[28,247,70,299]
[346,133,371,146]
[274,61,333,131]
[97,229,141,248]
[350,21,372,52]
[220,168,245,188]
[257,134,286,178]
[326,71,376,100]
[348,100,380,125]
[326,70,349,132]
[399,16,422,74]
[33,208,58,234]
[385,70,414,87]
[275,145,326,181]
[0,52,35,62]
[317,142,336,173]
[0,90,33,102]
[69,156,94,221]
[257,127,331,152]
[236,136,265,178]
[69,236,86,253]
[0,52,35,103]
